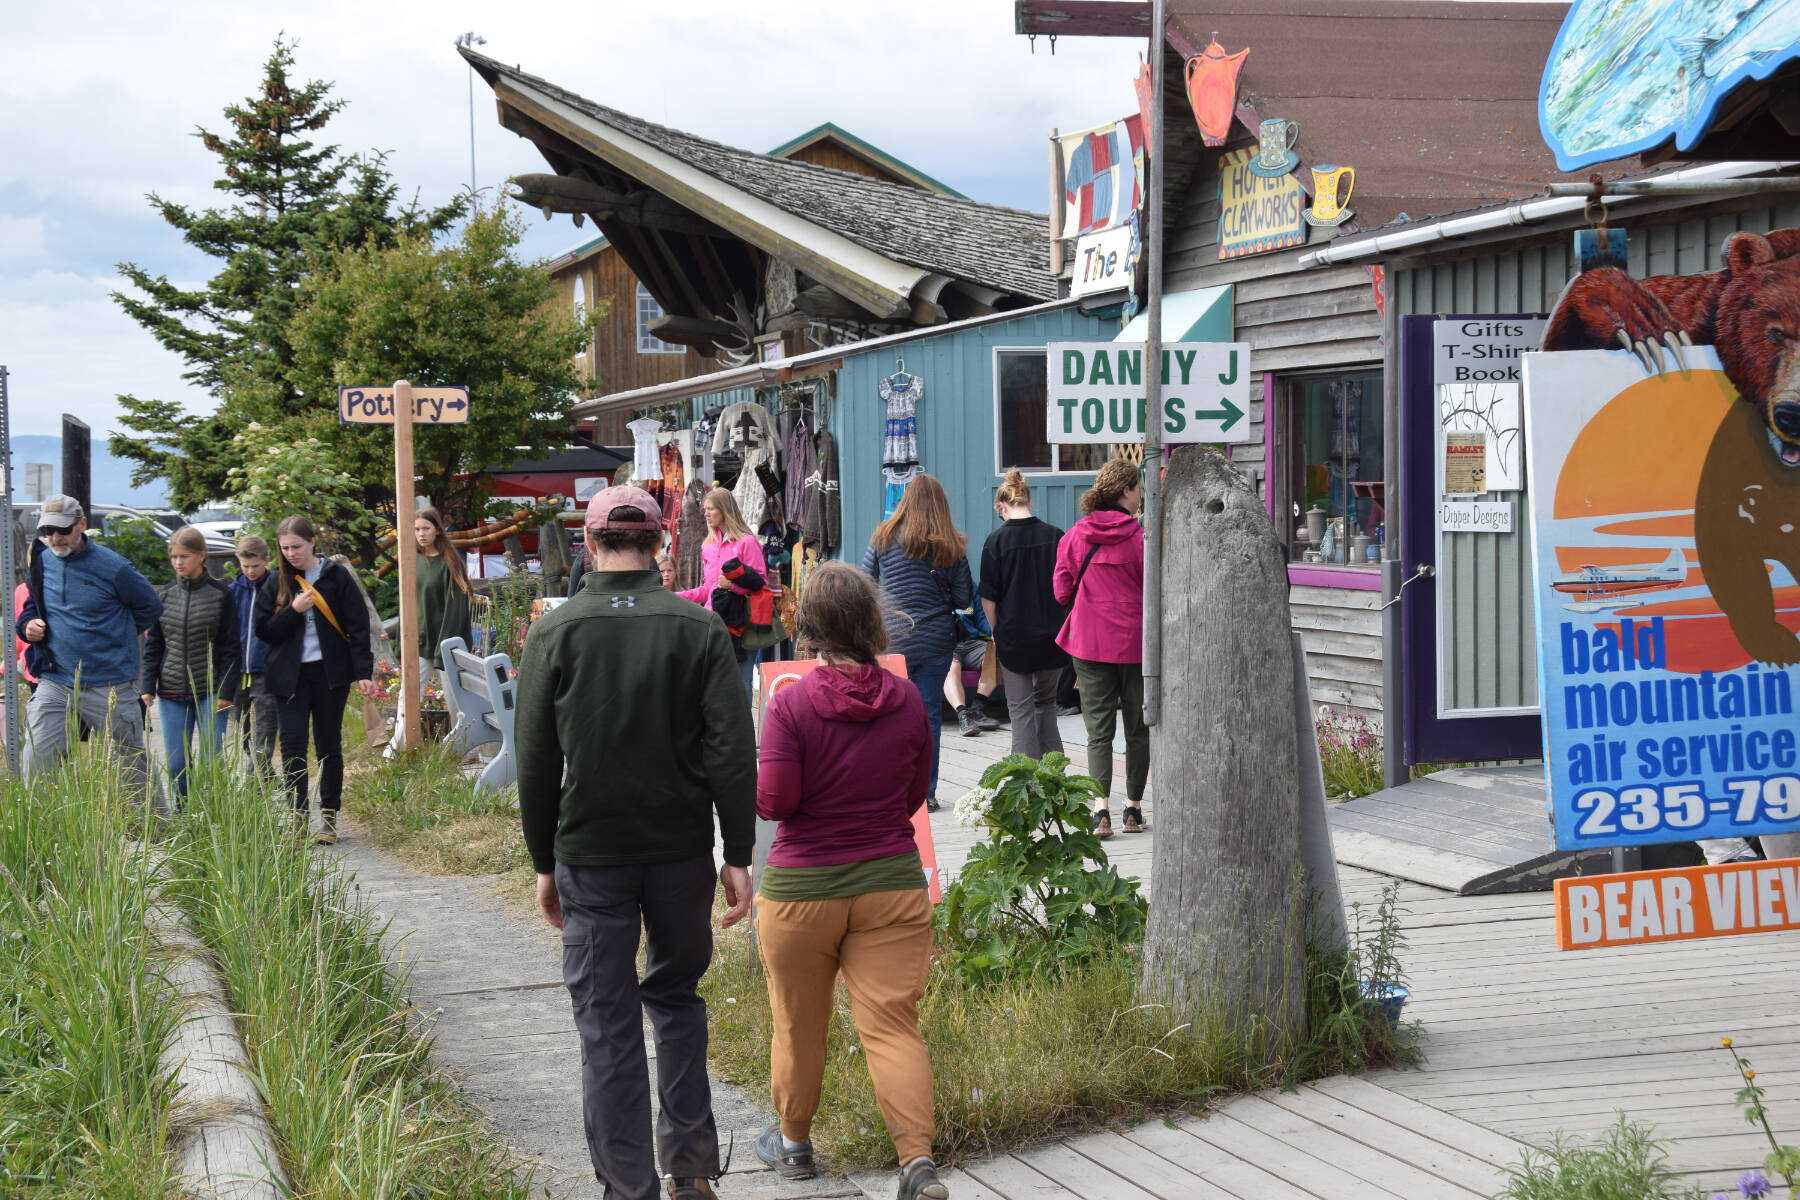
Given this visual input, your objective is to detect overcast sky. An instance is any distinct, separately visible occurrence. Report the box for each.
[0,1,1142,451]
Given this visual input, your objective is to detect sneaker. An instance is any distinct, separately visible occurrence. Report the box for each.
[955,706,982,737]
[1056,703,1081,718]
[974,705,1001,731]
[1122,805,1145,833]
[1093,809,1114,840]
[666,1178,720,1200]
[926,795,941,812]
[896,1158,950,1200]
[755,1122,817,1180]
[314,809,338,846]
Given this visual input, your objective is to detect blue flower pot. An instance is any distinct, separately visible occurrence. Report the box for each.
[1360,981,1409,1027]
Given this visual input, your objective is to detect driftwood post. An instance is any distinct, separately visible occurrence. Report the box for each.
[1142,447,1305,1063]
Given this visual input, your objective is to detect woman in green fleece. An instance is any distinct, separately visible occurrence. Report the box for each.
[412,508,473,717]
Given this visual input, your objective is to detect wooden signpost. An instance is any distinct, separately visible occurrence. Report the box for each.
[338,381,471,752]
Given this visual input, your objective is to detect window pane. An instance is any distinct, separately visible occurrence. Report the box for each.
[997,352,1052,470]
[636,284,682,354]
[1057,442,1109,473]
[1293,371,1382,565]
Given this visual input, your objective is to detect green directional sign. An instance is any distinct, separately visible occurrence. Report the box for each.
[1045,341,1253,444]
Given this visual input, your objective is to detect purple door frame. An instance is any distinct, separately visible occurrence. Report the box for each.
[1400,313,1543,764]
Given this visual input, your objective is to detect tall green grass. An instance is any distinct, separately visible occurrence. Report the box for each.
[162,756,534,1198]
[349,737,529,877]
[0,753,179,1196]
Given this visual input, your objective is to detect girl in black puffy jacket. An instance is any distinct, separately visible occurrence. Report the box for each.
[139,527,240,805]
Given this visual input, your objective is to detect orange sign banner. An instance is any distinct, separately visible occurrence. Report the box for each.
[1553,857,1800,950]
[757,656,941,902]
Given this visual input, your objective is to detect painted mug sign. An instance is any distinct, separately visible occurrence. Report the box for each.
[1217,148,1305,260]
[1553,857,1800,950]
[338,385,471,425]
[1523,347,1800,851]
[1070,224,1136,299]
[1045,341,1253,444]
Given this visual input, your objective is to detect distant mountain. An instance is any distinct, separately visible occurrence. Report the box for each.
[10,435,169,508]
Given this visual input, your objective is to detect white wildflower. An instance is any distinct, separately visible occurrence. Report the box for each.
[953,785,997,828]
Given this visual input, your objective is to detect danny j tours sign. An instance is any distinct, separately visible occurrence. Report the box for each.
[1522,348,1800,852]
[1046,342,1253,444]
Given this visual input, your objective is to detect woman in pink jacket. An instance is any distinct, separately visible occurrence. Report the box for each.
[1053,458,1147,838]
[678,487,767,696]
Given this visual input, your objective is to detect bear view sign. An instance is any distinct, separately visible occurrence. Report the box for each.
[1046,341,1253,444]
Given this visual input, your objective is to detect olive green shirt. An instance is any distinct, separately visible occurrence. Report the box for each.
[416,552,472,669]
[758,850,927,902]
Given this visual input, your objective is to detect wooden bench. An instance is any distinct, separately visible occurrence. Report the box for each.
[439,637,517,794]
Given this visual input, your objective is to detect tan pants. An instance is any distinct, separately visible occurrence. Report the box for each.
[756,888,935,1163]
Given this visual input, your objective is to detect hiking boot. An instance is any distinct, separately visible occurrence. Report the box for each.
[314,809,338,846]
[666,1178,720,1200]
[926,795,941,812]
[1056,703,1081,718]
[896,1158,950,1200]
[1093,808,1113,839]
[756,1121,817,1180]
[955,706,982,737]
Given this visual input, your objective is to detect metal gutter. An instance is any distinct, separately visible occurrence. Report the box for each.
[1297,161,1800,268]
[569,296,1083,418]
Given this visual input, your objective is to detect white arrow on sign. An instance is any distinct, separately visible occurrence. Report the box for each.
[338,385,471,425]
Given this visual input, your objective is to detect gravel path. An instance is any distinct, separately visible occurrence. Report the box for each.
[328,830,865,1200]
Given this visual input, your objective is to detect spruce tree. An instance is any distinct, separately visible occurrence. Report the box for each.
[110,36,463,508]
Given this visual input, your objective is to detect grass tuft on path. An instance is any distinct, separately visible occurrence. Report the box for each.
[0,754,178,1197]
[163,756,536,1198]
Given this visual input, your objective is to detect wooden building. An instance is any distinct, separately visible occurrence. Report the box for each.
[539,124,970,443]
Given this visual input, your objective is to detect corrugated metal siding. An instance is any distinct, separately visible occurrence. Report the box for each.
[1395,201,1800,714]
[834,306,1117,571]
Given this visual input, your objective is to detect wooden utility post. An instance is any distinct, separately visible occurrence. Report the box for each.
[338,380,471,755]
[1142,447,1306,1064]
[393,380,420,753]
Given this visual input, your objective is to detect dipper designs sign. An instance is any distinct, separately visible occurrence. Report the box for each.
[1045,342,1253,444]
[1541,0,1800,170]
[1217,148,1305,260]
[1523,349,1800,850]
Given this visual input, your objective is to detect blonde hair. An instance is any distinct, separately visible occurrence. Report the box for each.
[704,487,753,542]
[995,468,1032,510]
[1080,458,1140,514]
[236,534,271,558]
[169,527,208,558]
[869,473,967,567]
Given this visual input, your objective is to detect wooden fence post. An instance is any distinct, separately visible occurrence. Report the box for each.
[1141,446,1306,1064]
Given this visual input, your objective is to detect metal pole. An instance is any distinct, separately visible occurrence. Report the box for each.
[1141,0,1167,727]
[0,367,19,776]
[1378,274,1406,789]
[467,64,478,194]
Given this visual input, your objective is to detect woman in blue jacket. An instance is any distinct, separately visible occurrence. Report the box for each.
[862,473,973,812]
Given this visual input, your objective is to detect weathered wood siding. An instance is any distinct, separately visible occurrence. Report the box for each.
[1162,133,1386,722]
[784,141,917,186]
[1394,198,1800,715]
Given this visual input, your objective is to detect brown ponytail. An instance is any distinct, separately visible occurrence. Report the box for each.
[416,507,473,598]
[995,468,1032,510]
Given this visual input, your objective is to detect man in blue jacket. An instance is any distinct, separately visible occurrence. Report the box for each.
[16,495,163,800]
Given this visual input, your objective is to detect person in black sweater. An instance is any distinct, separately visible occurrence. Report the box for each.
[254,515,376,844]
[139,526,241,805]
[978,469,1068,759]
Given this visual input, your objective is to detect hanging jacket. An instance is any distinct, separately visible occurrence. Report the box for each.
[141,574,242,702]
[758,662,931,868]
[229,571,269,673]
[1054,509,1145,664]
[677,533,765,606]
[802,429,840,551]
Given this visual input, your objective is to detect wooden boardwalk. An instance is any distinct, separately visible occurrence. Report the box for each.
[892,723,1800,1199]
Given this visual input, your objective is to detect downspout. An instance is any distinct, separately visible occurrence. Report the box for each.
[1378,268,1406,789]
[1142,0,1167,728]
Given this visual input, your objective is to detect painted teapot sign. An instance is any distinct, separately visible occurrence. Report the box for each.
[1185,37,1249,147]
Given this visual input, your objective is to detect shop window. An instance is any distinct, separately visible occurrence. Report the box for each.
[1283,370,1384,566]
[994,349,1108,474]
[636,284,683,354]
[572,275,588,361]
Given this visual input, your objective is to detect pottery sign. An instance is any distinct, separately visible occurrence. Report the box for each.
[1217,147,1306,259]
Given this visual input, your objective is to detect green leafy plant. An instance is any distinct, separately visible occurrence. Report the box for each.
[93,515,175,585]
[1293,880,1422,1079]
[226,418,385,553]
[936,753,1146,985]
[1720,1037,1800,1195]
[1499,1114,1709,1200]
[478,568,543,663]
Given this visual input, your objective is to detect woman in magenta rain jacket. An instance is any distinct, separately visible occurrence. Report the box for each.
[1053,458,1147,839]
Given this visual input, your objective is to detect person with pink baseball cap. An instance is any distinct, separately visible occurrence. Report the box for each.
[514,483,755,1200]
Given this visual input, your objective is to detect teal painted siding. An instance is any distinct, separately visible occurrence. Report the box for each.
[833,306,1116,579]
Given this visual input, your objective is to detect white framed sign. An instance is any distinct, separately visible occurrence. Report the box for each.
[1046,341,1253,444]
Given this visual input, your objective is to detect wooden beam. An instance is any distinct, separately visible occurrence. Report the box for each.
[1015,0,1151,37]
[794,284,869,320]
[646,314,745,351]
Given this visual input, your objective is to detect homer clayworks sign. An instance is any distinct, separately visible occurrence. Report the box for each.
[1045,342,1253,443]
[1216,148,1305,260]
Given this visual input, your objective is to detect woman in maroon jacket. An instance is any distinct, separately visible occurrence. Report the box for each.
[753,562,947,1200]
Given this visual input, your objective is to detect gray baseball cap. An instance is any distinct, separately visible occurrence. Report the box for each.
[36,495,84,530]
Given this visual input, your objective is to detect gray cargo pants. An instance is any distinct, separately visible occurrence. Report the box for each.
[557,855,720,1199]
[23,679,153,808]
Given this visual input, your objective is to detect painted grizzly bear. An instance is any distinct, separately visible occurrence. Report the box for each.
[1543,229,1800,665]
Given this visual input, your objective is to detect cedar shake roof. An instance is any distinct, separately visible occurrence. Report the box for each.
[1166,0,1630,232]
[463,49,1055,302]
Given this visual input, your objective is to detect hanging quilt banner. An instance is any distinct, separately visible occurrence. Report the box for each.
[1059,116,1146,239]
